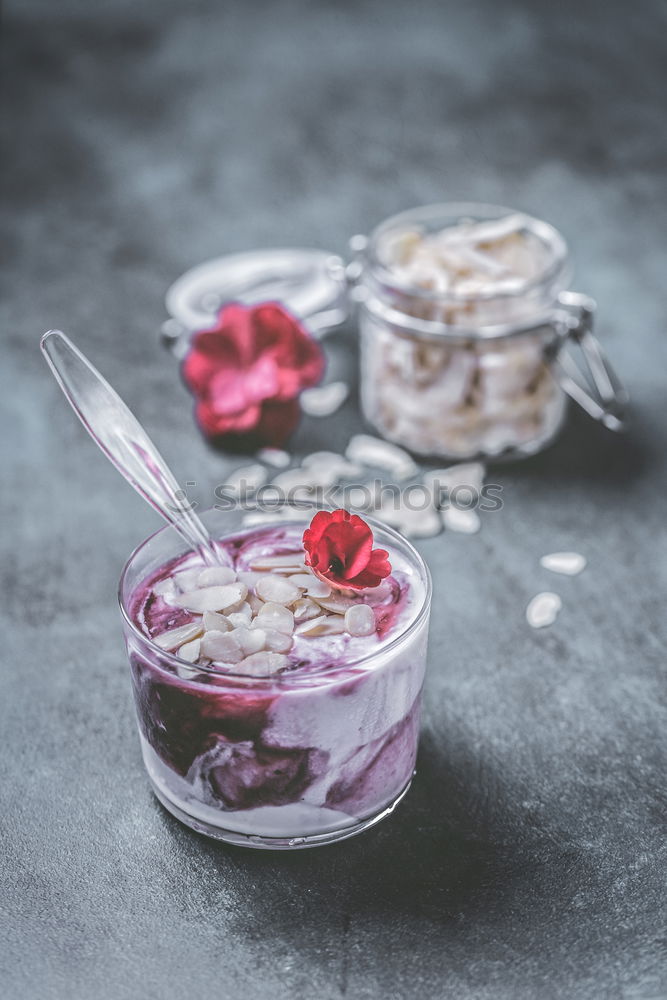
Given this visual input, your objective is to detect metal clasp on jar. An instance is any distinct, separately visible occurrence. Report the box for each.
[552,291,628,432]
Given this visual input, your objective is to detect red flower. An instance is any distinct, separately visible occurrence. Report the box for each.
[182,302,325,449]
[303,509,392,592]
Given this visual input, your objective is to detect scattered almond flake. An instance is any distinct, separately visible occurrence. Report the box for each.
[296,614,346,637]
[424,462,486,495]
[175,660,202,680]
[345,604,376,637]
[302,452,363,477]
[236,651,288,676]
[153,621,204,651]
[287,573,331,599]
[152,577,177,599]
[226,603,253,627]
[316,594,356,614]
[526,592,562,629]
[370,488,442,538]
[345,485,374,511]
[399,505,443,539]
[345,434,418,481]
[257,448,291,469]
[224,594,250,615]
[233,625,266,656]
[539,552,587,576]
[300,381,349,417]
[200,629,244,663]
[196,565,237,587]
[263,628,293,653]
[248,593,264,614]
[442,507,481,534]
[255,575,301,605]
[203,610,231,633]
[272,466,341,491]
[178,637,201,662]
[172,567,203,592]
[162,591,182,608]
[223,464,269,497]
[249,553,306,572]
[174,582,248,614]
[255,602,294,635]
[292,598,322,621]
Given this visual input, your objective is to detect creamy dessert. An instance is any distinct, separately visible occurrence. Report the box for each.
[359,209,569,459]
[121,510,430,848]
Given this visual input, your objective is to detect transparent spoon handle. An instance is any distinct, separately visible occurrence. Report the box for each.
[41,330,222,565]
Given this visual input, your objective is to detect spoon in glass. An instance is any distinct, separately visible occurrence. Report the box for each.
[40,329,226,567]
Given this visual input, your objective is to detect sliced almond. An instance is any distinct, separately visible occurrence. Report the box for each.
[300,381,349,417]
[295,614,346,637]
[200,630,244,663]
[247,593,264,615]
[255,602,294,635]
[249,553,305,571]
[174,582,248,614]
[152,576,177,599]
[227,603,253,627]
[233,626,266,656]
[526,592,562,629]
[172,567,203,592]
[196,566,237,587]
[203,610,231,633]
[256,447,291,469]
[287,573,332,599]
[263,628,293,654]
[255,575,301,605]
[236,651,288,676]
[316,594,355,615]
[344,604,376,637]
[442,507,481,534]
[292,597,322,622]
[153,621,203,651]
[539,552,586,576]
[178,637,201,662]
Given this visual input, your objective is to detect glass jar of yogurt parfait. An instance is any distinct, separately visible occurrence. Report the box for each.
[119,507,431,849]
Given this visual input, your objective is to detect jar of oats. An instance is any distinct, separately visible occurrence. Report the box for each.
[353,203,626,460]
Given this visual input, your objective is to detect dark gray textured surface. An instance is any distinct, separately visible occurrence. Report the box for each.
[2,1,666,997]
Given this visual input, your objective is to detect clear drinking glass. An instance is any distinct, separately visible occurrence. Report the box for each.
[119,507,431,849]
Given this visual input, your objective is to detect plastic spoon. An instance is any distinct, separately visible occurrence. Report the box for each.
[41,329,225,566]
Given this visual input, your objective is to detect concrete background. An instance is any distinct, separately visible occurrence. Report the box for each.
[1,1,666,997]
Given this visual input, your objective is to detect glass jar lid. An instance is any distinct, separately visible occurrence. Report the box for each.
[163,248,349,354]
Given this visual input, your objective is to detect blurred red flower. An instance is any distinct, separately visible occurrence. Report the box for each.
[182,302,324,448]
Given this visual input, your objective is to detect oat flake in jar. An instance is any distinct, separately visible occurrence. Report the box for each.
[353,203,627,460]
[162,202,627,463]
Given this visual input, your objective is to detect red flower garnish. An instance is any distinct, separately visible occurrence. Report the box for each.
[303,509,392,592]
[182,302,325,449]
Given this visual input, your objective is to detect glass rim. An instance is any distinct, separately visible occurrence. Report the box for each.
[118,506,433,684]
[364,200,570,306]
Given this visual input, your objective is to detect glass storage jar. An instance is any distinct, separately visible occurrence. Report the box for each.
[353,203,626,460]
[163,202,627,462]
